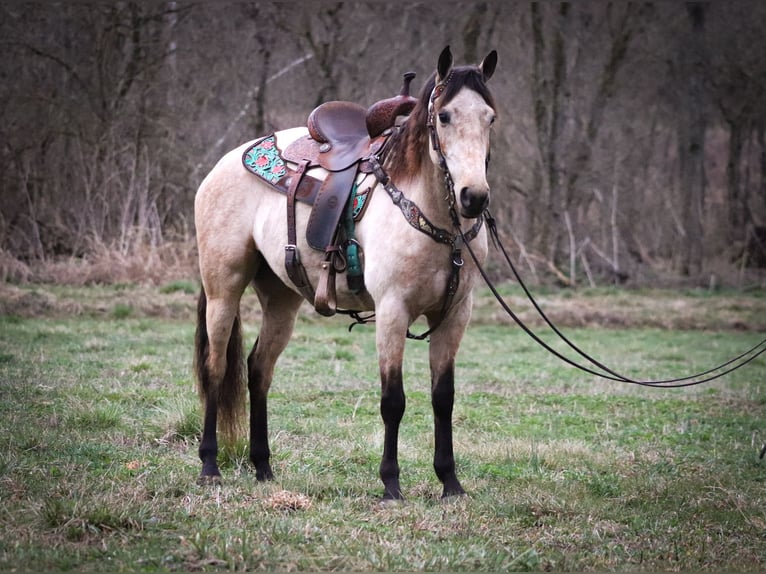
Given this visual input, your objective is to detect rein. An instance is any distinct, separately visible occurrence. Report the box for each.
[459,211,766,389]
[417,66,766,391]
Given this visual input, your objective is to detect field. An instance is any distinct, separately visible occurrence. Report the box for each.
[1,282,765,571]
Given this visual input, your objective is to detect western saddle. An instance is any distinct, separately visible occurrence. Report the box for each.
[259,72,418,316]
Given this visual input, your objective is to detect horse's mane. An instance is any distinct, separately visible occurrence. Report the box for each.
[384,65,496,182]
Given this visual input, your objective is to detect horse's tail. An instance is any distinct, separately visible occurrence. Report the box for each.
[194,285,246,446]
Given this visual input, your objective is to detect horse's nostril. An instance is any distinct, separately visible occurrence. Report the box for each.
[460,187,489,216]
[460,187,469,208]
[459,187,475,210]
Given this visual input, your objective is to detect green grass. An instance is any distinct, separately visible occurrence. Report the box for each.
[0,287,765,571]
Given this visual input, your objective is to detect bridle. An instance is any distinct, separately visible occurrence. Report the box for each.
[426,70,454,175]
[366,71,485,340]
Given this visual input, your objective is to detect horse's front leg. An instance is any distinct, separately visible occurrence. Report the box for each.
[375,306,409,500]
[428,298,473,497]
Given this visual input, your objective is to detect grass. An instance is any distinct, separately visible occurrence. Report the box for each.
[0,284,765,571]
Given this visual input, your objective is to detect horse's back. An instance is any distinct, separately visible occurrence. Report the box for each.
[197,128,311,218]
[196,127,309,204]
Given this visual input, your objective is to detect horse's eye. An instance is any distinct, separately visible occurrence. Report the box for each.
[438,111,451,125]
[489,115,496,127]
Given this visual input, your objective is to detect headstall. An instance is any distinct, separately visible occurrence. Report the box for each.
[368,72,485,340]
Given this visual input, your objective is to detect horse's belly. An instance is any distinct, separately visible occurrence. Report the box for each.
[250,184,375,311]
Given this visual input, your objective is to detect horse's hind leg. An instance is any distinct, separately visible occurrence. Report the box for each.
[247,265,303,480]
[195,282,249,484]
[194,235,257,484]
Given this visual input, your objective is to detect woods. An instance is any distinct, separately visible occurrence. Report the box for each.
[2,2,766,286]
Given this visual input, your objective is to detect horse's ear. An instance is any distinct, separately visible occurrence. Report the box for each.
[480,50,497,82]
[437,45,453,83]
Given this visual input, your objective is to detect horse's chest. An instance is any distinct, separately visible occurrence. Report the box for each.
[365,236,469,306]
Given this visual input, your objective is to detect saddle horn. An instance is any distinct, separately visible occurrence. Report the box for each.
[366,72,418,138]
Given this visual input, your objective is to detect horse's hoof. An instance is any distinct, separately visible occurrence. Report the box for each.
[379,485,405,504]
[255,466,274,482]
[197,474,222,486]
[378,495,405,506]
[441,487,467,499]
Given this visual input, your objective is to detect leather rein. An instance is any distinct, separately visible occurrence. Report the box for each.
[457,211,766,390]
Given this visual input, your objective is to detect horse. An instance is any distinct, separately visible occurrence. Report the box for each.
[193,46,498,500]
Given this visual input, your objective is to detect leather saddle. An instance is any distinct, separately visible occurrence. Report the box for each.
[284,103,379,251]
[283,71,418,251]
[308,101,371,172]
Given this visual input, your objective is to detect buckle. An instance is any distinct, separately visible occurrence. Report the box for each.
[285,244,300,262]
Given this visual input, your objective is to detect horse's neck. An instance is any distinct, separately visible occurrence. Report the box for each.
[394,163,455,230]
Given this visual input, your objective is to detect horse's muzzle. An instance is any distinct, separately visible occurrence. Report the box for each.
[459,186,490,218]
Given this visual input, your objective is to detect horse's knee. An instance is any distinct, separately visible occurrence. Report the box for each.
[380,372,406,424]
[380,391,405,421]
[431,370,455,417]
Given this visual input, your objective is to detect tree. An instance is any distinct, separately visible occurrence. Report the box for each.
[708,3,766,258]
[528,3,645,280]
[2,2,766,286]
[676,3,707,276]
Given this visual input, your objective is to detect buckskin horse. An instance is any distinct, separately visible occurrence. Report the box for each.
[194,46,498,499]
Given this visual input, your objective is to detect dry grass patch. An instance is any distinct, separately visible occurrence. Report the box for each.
[266,489,313,512]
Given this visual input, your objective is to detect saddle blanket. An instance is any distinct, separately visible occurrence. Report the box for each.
[242,134,372,222]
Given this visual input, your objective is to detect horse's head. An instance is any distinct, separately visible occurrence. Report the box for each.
[427,46,497,219]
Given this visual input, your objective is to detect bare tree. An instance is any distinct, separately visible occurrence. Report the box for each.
[708,3,766,259]
[528,3,645,282]
[2,2,766,285]
[675,3,707,276]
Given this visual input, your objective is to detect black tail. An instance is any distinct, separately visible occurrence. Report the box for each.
[194,286,245,445]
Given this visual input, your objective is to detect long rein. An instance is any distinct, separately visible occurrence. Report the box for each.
[459,214,766,389]
[430,74,766,388]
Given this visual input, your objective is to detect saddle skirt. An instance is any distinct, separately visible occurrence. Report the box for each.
[243,133,375,221]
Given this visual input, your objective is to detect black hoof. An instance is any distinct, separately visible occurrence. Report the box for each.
[441,489,467,500]
[197,474,222,486]
[381,480,404,501]
[254,461,274,481]
[441,483,467,498]
[379,494,405,505]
